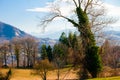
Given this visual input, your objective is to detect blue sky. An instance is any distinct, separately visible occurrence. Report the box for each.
[0,0,120,39]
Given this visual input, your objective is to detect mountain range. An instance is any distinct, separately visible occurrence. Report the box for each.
[0,21,57,46]
[0,21,30,40]
[0,21,120,46]
[104,30,120,41]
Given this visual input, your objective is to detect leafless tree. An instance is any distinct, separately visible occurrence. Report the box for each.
[0,40,9,67]
[12,37,22,68]
[100,40,120,68]
[21,37,38,68]
[34,59,53,80]
[40,0,116,33]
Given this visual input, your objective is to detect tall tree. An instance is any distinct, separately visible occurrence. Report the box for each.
[40,0,110,78]
[12,37,21,68]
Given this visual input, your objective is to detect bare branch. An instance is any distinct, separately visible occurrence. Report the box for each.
[84,0,93,13]
[78,0,81,8]
[60,15,79,27]
[73,0,78,7]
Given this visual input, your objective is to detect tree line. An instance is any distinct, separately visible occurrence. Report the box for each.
[0,32,120,80]
[0,37,38,68]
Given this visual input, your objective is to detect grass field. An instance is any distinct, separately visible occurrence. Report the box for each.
[1,68,120,80]
[0,68,78,80]
[88,76,120,80]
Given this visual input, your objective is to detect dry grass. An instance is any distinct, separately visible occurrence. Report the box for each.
[1,68,120,80]
[88,76,120,80]
[0,68,78,80]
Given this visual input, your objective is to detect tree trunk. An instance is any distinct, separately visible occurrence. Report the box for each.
[4,53,7,66]
[17,56,19,68]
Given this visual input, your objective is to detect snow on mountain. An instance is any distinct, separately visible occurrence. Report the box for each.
[0,21,30,40]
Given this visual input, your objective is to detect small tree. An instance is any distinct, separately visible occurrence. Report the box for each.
[34,59,53,80]
[53,43,68,80]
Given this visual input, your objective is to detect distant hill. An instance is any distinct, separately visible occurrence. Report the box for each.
[1,21,120,46]
[104,30,120,41]
[0,21,30,40]
[38,38,58,47]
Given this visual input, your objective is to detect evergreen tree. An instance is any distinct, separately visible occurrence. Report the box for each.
[46,45,53,62]
[53,43,68,80]
[59,32,69,46]
[41,44,47,60]
[75,7,102,78]
[68,32,78,48]
[68,32,74,47]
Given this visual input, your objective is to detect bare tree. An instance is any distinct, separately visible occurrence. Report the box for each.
[34,59,53,80]
[101,40,120,68]
[8,43,14,68]
[41,0,115,33]
[21,37,38,68]
[0,40,9,67]
[40,0,115,78]
[12,37,22,68]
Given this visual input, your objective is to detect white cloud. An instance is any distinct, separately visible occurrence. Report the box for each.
[104,3,120,29]
[27,0,120,36]
[26,7,51,12]
[104,3,120,17]
[26,0,75,16]
[26,0,120,17]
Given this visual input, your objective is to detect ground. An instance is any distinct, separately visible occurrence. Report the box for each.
[88,77,120,80]
[1,68,120,80]
[0,68,78,80]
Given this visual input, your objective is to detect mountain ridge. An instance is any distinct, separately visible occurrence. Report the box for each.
[0,21,30,40]
[0,21,120,46]
[0,21,58,46]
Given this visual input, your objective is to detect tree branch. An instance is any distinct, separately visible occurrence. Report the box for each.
[73,0,78,7]
[60,15,79,27]
[84,0,93,13]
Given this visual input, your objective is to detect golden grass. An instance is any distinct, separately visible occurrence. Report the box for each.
[0,68,78,80]
[0,68,9,76]
[88,76,120,80]
[1,68,120,80]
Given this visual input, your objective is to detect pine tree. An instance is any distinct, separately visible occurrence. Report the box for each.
[41,44,47,60]
[46,45,53,62]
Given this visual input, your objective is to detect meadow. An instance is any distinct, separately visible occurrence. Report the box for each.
[1,68,120,80]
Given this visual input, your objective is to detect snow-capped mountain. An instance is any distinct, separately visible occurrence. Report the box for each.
[0,21,30,40]
[0,21,58,46]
